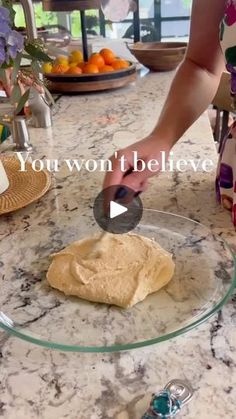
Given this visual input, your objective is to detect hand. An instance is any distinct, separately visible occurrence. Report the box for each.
[103,135,171,197]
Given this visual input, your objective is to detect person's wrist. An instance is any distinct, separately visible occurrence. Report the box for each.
[147,132,174,153]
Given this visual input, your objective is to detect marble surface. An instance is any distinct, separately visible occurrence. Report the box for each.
[0,69,236,419]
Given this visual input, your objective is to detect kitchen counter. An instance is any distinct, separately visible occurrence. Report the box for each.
[0,69,236,419]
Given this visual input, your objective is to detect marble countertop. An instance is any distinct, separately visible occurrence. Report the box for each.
[0,69,236,419]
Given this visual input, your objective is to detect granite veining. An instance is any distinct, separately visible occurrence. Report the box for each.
[0,69,236,419]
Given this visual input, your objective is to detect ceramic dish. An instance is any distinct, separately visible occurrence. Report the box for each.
[0,210,235,352]
[127,42,187,71]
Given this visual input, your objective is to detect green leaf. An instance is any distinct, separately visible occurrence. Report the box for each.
[25,43,53,63]
[1,59,14,69]
[12,52,22,83]
[10,84,21,104]
[225,46,236,66]
[15,89,30,115]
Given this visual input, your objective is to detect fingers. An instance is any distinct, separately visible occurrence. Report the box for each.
[103,150,131,190]
[140,179,148,192]
[109,173,149,206]
[103,144,158,202]
[120,168,152,192]
[103,159,126,207]
[103,164,152,206]
[102,136,164,205]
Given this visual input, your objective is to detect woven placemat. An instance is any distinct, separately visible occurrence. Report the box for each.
[0,155,51,215]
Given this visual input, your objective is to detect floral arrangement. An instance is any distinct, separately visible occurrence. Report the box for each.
[225,0,236,26]
[0,0,53,116]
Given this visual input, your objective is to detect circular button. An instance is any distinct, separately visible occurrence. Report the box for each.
[93,186,143,234]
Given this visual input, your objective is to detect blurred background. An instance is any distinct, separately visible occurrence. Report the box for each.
[13,0,192,42]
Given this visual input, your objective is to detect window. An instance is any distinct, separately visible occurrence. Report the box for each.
[14,1,192,41]
[14,2,59,28]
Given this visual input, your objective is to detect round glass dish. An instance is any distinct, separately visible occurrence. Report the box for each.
[0,210,235,352]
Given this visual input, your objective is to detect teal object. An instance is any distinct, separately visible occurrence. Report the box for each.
[151,391,173,415]
[142,390,181,418]
[142,379,193,418]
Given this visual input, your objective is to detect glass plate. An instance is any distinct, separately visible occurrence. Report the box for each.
[0,210,235,352]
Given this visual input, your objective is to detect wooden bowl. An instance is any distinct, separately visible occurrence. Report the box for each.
[45,64,137,93]
[128,42,187,71]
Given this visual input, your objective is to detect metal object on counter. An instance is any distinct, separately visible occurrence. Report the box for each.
[19,0,52,129]
[0,115,32,151]
[12,116,33,151]
[142,379,194,418]
[28,90,52,129]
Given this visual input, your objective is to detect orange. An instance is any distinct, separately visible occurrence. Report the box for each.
[77,61,85,69]
[68,62,78,69]
[99,65,114,73]
[88,53,105,69]
[55,55,69,66]
[112,59,130,70]
[82,63,99,74]
[69,50,83,64]
[51,63,69,74]
[66,66,82,75]
[100,48,116,65]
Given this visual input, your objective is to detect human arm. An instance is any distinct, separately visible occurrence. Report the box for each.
[103,0,226,192]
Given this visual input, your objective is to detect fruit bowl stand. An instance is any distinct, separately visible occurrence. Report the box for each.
[42,0,140,93]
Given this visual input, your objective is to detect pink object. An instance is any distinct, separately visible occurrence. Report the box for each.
[218,0,236,227]
[232,204,236,226]
[225,1,236,26]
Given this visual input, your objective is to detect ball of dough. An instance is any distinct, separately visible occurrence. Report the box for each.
[47,233,175,309]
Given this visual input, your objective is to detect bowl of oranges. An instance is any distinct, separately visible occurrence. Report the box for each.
[43,48,136,93]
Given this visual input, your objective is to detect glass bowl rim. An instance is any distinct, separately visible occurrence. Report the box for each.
[1,209,235,353]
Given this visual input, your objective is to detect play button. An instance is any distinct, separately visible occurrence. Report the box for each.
[93,185,143,234]
[110,201,128,219]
